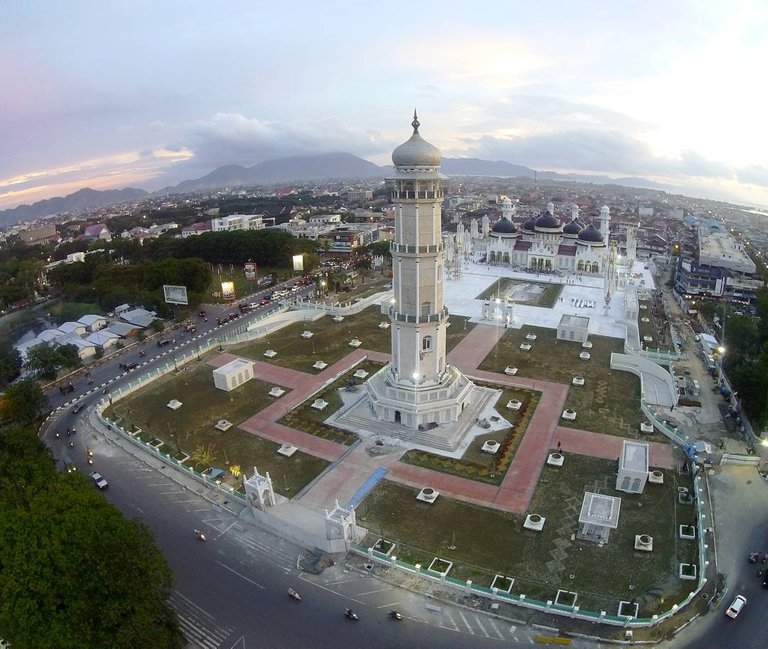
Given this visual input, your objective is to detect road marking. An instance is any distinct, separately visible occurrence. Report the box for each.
[442,612,460,630]
[458,610,473,632]
[357,586,393,596]
[216,561,266,590]
[297,573,366,604]
[473,613,490,637]
[377,601,402,609]
[215,519,239,540]
[487,618,505,639]
[133,506,144,513]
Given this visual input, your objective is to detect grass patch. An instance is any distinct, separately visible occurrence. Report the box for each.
[638,299,674,352]
[475,278,562,307]
[103,360,328,494]
[400,386,540,485]
[478,326,651,438]
[278,360,386,445]
[358,454,695,617]
[231,306,475,371]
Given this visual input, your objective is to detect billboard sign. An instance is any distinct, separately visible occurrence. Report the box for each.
[221,281,236,300]
[244,262,257,281]
[163,285,188,305]
[292,254,304,272]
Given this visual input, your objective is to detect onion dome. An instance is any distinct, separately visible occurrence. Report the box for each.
[392,110,442,167]
[491,217,517,234]
[535,211,560,230]
[521,217,536,233]
[578,224,604,243]
[562,218,583,236]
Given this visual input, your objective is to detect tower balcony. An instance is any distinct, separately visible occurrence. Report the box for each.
[390,241,444,255]
[389,306,448,324]
[390,189,444,200]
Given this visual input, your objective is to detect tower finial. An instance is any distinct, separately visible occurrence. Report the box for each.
[412,109,420,133]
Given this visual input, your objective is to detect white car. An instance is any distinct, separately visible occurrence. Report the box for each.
[725,594,746,618]
[91,472,109,490]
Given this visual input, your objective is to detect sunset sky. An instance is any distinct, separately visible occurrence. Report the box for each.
[3,0,768,210]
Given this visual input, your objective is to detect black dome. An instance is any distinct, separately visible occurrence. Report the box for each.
[535,211,561,230]
[578,224,604,243]
[491,217,517,234]
[563,219,583,236]
[522,218,536,232]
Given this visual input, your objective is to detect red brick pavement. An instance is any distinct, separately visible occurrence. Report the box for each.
[552,426,675,469]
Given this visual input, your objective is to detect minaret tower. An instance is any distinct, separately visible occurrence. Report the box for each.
[599,205,611,247]
[365,112,473,433]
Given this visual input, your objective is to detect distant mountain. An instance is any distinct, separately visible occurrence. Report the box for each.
[0,187,148,227]
[440,158,536,178]
[164,153,387,194]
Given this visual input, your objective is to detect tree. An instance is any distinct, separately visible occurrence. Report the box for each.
[25,343,63,379]
[0,477,182,649]
[190,443,217,469]
[0,379,48,425]
[0,341,21,388]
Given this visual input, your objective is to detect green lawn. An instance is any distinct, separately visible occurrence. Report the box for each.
[478,326,649,438]
[357,453,696,617]
[638,300,674,352]
[475,278,562,307]
[278,360,386,445]
[231,306,476,371]
[103,359,328,495]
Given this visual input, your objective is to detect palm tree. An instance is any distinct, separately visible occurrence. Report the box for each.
[190,443,217,469]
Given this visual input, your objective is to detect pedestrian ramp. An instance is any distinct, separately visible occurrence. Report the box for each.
[345,467,388,509]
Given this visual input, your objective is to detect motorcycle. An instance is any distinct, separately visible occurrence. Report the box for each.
[139,351,146,357]
[55,431,60,438]
[344,608,359,621]
[288,588,301,601]
[87,457,93,466]
[194,529,207,542]
[388,610,402,620]
[750,552,761,563]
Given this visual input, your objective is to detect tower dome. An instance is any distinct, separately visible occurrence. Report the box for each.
[578,224,604,243]
[392,111,442,167]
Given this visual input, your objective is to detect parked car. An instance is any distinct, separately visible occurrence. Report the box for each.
[91,472,109,490]
[726,594,747,619]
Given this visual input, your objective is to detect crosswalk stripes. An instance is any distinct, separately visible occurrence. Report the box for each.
[170,590,233,649]
[230,533,296,571]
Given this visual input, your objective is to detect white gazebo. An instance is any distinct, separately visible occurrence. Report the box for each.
[616,440,649,494]
[578,492,621,544]
[557,314,590,343]
[213,358,255,392]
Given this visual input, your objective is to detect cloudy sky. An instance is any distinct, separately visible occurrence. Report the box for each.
[3,0,768,210]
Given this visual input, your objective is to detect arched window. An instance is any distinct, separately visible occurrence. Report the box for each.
[422,336,432,351]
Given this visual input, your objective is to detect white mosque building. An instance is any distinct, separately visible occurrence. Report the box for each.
[486,197,611,274]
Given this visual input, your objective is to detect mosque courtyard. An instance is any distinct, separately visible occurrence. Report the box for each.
[104,258,697,619]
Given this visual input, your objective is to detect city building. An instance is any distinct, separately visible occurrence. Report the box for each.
[675,225,759,304]
[19,223,59,245]
[211,214,266,232]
